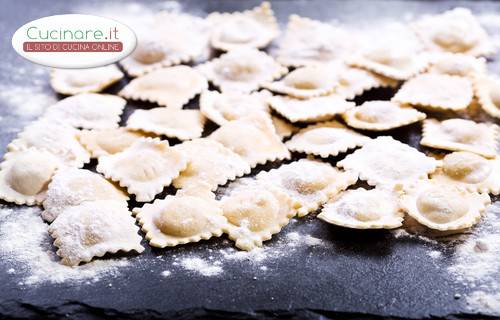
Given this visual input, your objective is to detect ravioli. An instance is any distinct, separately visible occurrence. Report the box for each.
[97,138,188,202]
[209,113,290,167]
[431,151,500,195]
[49,200,144,266]
[271,116,299,139]
[134,189,227,248]
[411,8,495,57]
[0,148,59,205]
[337,136,438,187]
[318,188,404,229]
[77,128,147,158]
[342,100,426,131]
[474,74,500,118]
[268,94,354,123]
[348,27,428,81]
[275,15,360,67]
[262,65,339,98]
[7,119,90,168]
[120,12,210,77]
[119,66,208,109]
[400,179,490,231]
[199,90,271,125]
[42,168,129,222]
[196,48,288,93]
[221,180,296,251]
[208,2,279,51]
[421,118,499,158]
[50,65,124,95]
[285,121,370,158]
[257,159,358,217]
[392,73,473,111]
[43,93,126,130]
[126,108,206,141]
[427,52,486,78]
[335,65,399,100]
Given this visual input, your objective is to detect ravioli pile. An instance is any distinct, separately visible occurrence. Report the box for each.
[1,3,499,266]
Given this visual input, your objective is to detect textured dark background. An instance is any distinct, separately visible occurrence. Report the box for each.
[0,1,499,319]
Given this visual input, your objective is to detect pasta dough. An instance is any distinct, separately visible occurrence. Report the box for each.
[337,136,438,187]
[50,65,124,95]
[49,200,144,266]
[134,189,227,247]
[209,113,290,167]
[342,100,426,131]
[119,66,208,109]
[0,148,59,205]
[97,138,188,202]
[126,108,206,141]
[285,121,370,158]
[77,128,147,158]
[257,159,358,217]
[318,188,404,229]
[42,168,129,222]
[197,48,288,93]
[421,118,499,158]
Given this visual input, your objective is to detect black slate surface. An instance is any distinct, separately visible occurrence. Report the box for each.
[0,1,499,319]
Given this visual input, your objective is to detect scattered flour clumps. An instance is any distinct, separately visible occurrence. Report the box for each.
[0,205,131,285]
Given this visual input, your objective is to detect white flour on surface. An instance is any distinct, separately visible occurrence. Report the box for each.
[178,257,223,277]
[447,202,500,314]
[0,205,131,285]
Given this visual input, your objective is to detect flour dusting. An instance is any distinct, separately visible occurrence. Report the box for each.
[0,205,131,285]
[448,203,500,314]
[178,257,223,277]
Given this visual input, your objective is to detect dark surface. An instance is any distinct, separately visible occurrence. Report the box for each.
[0,1,499,319]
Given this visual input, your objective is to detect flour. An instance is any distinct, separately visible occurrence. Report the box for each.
[0,205,131,285]
[178,257,223,277]
[448,202,500,314]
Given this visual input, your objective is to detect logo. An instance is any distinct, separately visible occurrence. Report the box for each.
[12,14,137,68]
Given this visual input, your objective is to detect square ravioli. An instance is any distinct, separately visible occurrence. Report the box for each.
[348,25,428,81]
[221,180,297,251]
[421,118,499,158]
[208,2,279,51]
[196,48,288,93]
[318,188,404,229]
[337,136,438,187]
[0,148,60,206]
[43,93,126,130]
[271,115,299,139]
[427,52,486,78]
[431,151,500,195]
[97,138,188,202]
[342,100,426,131]
[285,121,370,158]
[49,200,144,266]
[262,65,339,99]
[209,113,290,167]
[335,65,399,100]
[120,12,210,77]
[7,119,90,168]
[134,189,227,248]
[50,65,124,95]
[42,168,129,223]
[400,179,490,231]
[275,15,360,67]
[126,108,206,141]
[392,73,473,111]
[268,94,354,123]
[77,128,148,158]
[474,74,500,118]
[172,139,251,191]
[411,8,495,57]
[257,159,358,217]
[199,90,271,126]
[119,66,208,109]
